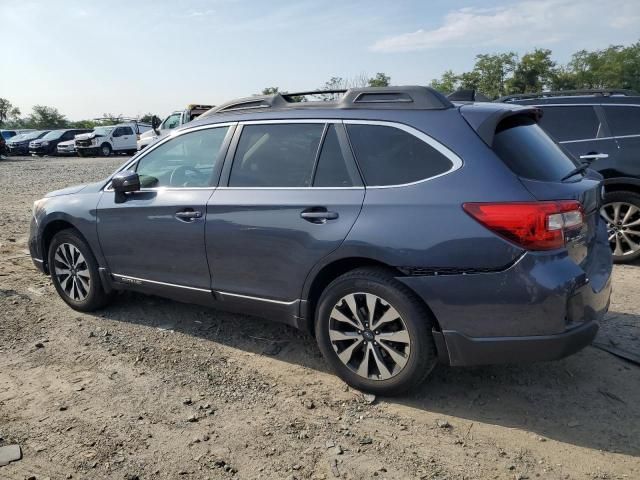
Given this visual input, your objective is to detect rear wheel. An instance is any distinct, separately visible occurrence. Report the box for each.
[100,143,112,157]
[315,268,437,396]
[48,229,112,311]
[600,191,640,263]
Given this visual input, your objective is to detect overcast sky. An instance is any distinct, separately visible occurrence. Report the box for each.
[1,0,638,120]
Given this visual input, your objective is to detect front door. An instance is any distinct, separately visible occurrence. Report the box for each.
[97,124,233,301]
[206,121,365,315]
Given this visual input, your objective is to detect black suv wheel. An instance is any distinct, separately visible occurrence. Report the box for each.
[601,191,640,263]
[48,229,112,311]
[315,268,437,396]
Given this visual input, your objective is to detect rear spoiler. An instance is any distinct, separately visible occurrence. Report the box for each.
[459,104,543,146]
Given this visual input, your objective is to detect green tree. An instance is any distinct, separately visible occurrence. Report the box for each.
[139,113,159,124]
[261,87,280,95]
[428,70,460,94]
[24,105,68,129]
[507,48,556,94]
[472,52,517,98]
[0,98,21,127]
[368,72,391,87]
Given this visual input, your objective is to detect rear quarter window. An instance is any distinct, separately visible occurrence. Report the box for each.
[493,116,577,181]
[603,106,640,136]
[345,123,454,186]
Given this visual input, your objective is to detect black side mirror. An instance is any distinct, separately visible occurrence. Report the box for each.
[151,115,161,135]
[112,170,140,193]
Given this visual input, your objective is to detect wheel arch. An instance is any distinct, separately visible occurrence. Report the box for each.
[301,256,442,335]
[40,218,84,273]
[602,177,640,195]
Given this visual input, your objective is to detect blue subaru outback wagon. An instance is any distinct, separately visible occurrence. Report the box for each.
[29,86,612,395]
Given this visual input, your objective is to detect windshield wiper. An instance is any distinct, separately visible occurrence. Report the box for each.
[561,162,589,182]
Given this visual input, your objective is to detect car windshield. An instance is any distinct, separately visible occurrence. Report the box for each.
[19,131,45,141]
[42,130,65,140]
[93,126,114,136]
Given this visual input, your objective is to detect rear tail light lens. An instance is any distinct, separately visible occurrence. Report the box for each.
[463,201,584,251]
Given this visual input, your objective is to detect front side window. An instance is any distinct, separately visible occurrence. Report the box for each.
[603,106,640,136]
[121,126,134,136]
[229,123,324,187]
[537,106,602,142]
[162,113,181,130]
[135,127,229,188]
[346,124,454,186]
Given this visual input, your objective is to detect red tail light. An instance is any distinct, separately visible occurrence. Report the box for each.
[463,201,584,251]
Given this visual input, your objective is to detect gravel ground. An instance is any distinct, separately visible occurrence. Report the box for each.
[0,155,639,480]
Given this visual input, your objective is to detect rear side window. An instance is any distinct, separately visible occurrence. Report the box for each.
[493,117,577,181]
[313,125,356,187]
[346,124,453,186]
[603,106,640,136]
[121,126,134,135]
[537,106,602,142]
[229,123,324,187]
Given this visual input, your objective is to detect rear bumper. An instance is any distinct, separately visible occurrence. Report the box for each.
[436,319,600,366]
[398,226,612,366]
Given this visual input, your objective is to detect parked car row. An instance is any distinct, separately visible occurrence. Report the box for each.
[0,122,153,158]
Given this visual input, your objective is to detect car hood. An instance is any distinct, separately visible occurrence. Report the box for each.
[58,140,75,146]
[45,184,88,197]
[75,133,96,140]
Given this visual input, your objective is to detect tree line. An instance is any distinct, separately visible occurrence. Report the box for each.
[429,41,640,99]
[0,100,158,130]
[2,40,638,129]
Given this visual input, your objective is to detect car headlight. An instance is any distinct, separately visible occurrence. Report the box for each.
[42,141,49,146]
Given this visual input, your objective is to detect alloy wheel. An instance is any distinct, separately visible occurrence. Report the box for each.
[600,202,640,257]
[53,243,91,301]
[328,292,411,380]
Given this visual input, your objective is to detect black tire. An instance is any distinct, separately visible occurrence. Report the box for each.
[100,143,112,157]
[315,268,437,396]
[77,150,85,157]
[48,229,112,311]
[601,190,640,263]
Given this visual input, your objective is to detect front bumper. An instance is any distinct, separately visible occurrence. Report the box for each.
[8,144,29,155]
[57,148,76,155]
[29,146,52,155]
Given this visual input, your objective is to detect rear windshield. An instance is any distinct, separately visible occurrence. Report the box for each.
[493,117,577,181]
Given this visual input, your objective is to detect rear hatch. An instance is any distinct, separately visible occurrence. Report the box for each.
[461,104,605,269]
[492,114,603,267]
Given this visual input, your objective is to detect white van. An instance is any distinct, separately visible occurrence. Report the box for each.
[76,122,152,157]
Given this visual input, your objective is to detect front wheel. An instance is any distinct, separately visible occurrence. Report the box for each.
[48,229,112,311]
[100,143,112,157]
[600,191,640,263]
[315,268,437,396]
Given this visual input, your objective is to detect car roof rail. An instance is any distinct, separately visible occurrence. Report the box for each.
[496,88,640,102]
[201,86,453,117]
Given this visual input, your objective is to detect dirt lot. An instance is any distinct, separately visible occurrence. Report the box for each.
[0,155,639,480]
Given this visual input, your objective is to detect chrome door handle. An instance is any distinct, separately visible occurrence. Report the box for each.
[579,153,609,160]
[175,210,202,221]
[300,208,339,224]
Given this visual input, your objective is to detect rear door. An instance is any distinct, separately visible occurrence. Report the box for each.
[536,105,619,171]
[206,120,364,307]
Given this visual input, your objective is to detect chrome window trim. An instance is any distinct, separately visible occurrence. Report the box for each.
[560,133,640,144]
[217,186,364,190]
[104,122,237,192]
[112,274,211,293]
[216,290,299,305]
[343,119,463,189]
